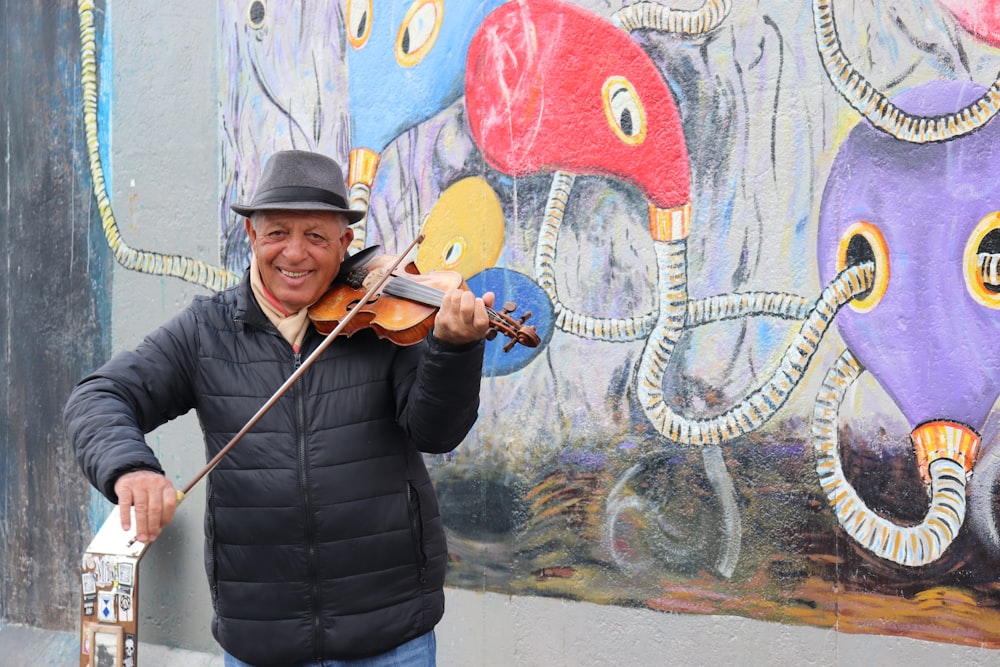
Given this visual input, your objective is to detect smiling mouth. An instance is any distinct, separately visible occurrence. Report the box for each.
[278,268,311,279]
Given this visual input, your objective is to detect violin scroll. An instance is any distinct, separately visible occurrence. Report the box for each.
[487,300,541,352]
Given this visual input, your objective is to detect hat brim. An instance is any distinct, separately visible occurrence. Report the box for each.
[231,200,366,223]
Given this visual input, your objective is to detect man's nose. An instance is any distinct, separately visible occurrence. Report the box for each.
[282,233,308,260]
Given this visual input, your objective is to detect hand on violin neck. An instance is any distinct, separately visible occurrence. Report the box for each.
[431,289,495,346]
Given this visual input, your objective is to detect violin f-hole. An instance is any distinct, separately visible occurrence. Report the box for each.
[345,292,381,312]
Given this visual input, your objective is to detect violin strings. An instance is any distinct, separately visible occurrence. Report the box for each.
[383,277,511,326]
[383,277,444,307]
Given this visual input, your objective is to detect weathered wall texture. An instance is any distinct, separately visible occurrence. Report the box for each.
[5,0,1000,664]
[0,0,109,633]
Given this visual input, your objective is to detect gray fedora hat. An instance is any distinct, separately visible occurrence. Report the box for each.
[230,149,365,222]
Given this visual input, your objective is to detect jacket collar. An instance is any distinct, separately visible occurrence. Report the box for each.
[234,269,274,332]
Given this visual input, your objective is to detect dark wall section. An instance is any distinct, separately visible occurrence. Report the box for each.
[0,0,110,630]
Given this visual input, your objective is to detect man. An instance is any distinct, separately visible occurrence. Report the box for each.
[65,150,493,666]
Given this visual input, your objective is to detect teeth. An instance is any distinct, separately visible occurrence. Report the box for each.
[280,269,309,278]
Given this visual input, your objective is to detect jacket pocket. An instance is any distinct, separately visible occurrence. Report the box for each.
[406,482,428,579]
[205,494,219,609]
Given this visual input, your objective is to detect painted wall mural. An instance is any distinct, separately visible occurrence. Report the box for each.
[78,2,239,293]
[77,0,1000,649]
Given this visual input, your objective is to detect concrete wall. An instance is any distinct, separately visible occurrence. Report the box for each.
[5,0,1000,664]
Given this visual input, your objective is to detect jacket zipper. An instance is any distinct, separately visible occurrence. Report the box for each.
[294,351,323,661]
[207,487,218,607]
[407,482,428,584]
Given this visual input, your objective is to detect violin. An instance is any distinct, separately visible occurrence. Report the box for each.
[309,243,541,352]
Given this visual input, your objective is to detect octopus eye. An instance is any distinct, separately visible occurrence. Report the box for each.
[346,0,372,50]
[837,221,889,313]
[964,212,1000,309]
[441,238,467,269]
[396,0,443,68]
[248,0,266,30]
[602,76,647,146]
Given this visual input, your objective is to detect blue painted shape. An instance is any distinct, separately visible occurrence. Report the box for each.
[347,0,506,152]
[466,267,553,376]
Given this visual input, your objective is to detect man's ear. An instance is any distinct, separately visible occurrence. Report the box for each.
[340,224,355,256]
[245,217,256,244]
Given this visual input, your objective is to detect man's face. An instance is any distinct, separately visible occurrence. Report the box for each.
[246,210,354,313]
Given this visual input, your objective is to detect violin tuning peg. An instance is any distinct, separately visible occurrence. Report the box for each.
[519,311,533,324]
[502,301,517,314]
[503,339,516,353]
[485,330,498,341]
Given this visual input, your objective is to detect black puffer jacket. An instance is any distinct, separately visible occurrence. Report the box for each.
[65,275,484,665]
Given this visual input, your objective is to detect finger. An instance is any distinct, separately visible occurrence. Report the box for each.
[472,296,491,333]
[143,485,164,542]
[117,486,134,532]
[162,484,178,526]
[482,291,495,309]
[443,290,471,326]
[459,290,478,323]
[131,489,151,543]
[439,289,462,318]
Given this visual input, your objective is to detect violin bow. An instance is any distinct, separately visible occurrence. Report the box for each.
[126,234,425,547]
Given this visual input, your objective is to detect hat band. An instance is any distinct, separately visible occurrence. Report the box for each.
[252,186,349,210]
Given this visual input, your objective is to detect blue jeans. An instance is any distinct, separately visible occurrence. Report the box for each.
[223,630,436,667]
